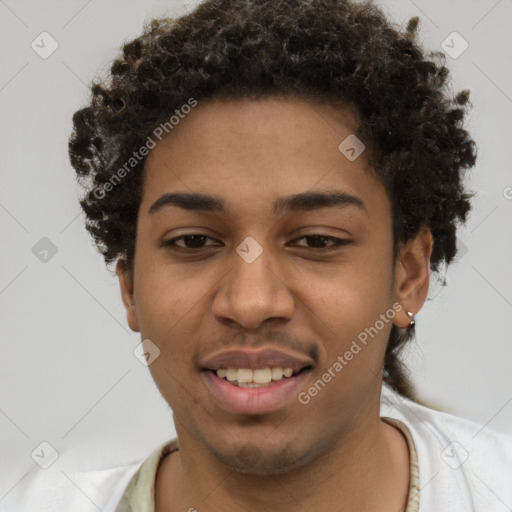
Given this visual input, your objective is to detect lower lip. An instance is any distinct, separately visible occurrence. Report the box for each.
[202,369,311,415]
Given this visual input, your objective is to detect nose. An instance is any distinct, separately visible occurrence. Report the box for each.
[211,239,295,331]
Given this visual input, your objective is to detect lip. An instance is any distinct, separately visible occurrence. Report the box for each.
[202,368,312,415]
[199,347,315,373]
[199,347,315,415]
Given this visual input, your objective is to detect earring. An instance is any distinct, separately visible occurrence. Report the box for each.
[406,311,415,334]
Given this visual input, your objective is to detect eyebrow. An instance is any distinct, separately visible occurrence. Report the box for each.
[148,190,367,217]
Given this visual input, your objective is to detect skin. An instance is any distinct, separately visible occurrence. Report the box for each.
[117,96,433,511]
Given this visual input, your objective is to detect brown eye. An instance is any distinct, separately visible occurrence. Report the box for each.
[162,233,351,254]
[291,234,351,251]
[163,234,219,250]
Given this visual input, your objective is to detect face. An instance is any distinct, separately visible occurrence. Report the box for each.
[118,96,431,474]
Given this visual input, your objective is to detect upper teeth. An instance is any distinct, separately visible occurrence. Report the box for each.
[216,367,295,384]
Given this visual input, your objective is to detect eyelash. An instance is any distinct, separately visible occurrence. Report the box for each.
[163,234,351,253]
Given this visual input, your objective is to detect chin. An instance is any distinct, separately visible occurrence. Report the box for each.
[208,440,313,475]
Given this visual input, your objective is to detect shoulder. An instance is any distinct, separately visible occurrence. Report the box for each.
[380,384,512,511]
[4,459,144,512]
[115,437,179,512]
[4,439,176,512]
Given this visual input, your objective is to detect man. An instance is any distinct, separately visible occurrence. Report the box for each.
[66,0,512,510]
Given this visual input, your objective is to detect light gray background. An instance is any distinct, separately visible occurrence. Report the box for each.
[1,0,511,506]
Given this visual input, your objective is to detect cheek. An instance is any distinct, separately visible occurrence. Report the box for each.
[308,279,390,348]
[134,259,208,337]
[137,274,201,403]
[308,246,393,318]
[302,253,394,367]
[132,273,207,401]
[301,280,394,416]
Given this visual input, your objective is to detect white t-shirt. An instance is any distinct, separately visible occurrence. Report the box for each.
[5,384,512,511]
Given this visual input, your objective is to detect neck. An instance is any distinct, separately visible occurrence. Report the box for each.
[155,398,410,512]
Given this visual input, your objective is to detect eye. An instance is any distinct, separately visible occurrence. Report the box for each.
[163,234,220,250]
[290,234,351,252]
[163,233,350,252]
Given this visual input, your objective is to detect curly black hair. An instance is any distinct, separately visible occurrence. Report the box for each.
[68,0,477,400]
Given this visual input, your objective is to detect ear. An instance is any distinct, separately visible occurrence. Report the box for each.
[116,257,140,332]
[392,227,433,329]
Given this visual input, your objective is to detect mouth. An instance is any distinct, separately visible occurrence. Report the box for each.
[201,349,314,415]
[201,365,313,415]
[199,347,315,414]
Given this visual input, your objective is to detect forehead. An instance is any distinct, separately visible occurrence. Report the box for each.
[140,96,387,219]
